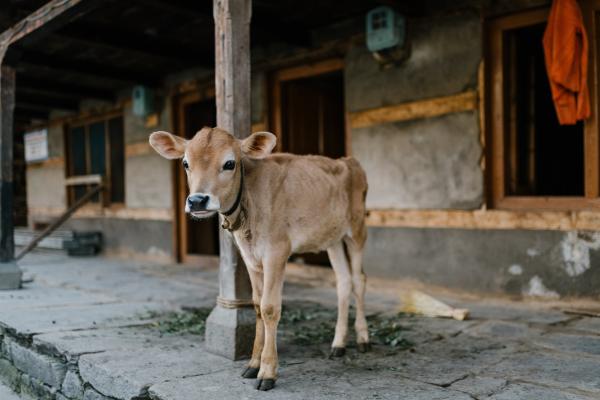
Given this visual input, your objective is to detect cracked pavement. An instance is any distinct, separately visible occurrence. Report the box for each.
[0,250,599,400]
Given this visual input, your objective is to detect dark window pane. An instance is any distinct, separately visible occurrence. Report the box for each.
[504,23,584,196]
[69,126,87,176]
[108,117,125,203]
[88,122,106,203]
[89,121,106,176]
[73,185,87,203]
[67,116,124,206]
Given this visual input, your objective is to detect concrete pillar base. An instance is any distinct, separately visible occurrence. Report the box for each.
[0,261,22,290]
[205,305,255,360]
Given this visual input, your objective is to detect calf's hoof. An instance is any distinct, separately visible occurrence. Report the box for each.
[241,367,259,379]
[255,379,276,391]
[357,342,372,353]
[329,347,346,358]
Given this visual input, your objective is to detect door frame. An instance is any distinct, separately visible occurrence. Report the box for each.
[171,89,218,265]
[269,58,351,155]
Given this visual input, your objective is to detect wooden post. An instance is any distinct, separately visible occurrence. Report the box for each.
[205,0,254,360]
[0,62,22,289]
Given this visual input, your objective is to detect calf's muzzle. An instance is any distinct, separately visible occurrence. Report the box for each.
[187,194,209,212]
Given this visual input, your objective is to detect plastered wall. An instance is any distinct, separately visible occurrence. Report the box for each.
[345,11,483,209]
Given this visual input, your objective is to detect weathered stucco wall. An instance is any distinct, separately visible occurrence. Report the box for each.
[125,154,173,209]
[353,112,482,209]
[346,11,482,209]
[123,100,173,210]
[345,13,480,112]
[62,218,173,262]
[364,227,600,297]
[26,124,66,216]
[123,98,170,145]
[26,166,65,211]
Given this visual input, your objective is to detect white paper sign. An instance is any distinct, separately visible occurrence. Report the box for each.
[24,129,49,163]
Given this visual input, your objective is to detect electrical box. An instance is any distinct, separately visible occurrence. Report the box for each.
[132,85,154,117]
[366,6,405,52]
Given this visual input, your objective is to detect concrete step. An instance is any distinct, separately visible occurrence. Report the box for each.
[14,228,73,250]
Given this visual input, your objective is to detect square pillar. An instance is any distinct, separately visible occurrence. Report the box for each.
[0,64,22,290]
[204,0,254,360]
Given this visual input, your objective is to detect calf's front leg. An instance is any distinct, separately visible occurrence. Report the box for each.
[242,268,264,379]
[255,250,287,391]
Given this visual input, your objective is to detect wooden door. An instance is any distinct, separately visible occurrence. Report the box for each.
[280,71,345,158]
[272,64,346,266]
[176,94,220,264]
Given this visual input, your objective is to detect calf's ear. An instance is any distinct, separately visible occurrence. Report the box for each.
[149,131,187,159]
[240,131,277,159]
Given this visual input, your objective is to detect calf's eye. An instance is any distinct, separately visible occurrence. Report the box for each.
[182,160,189,170]
[223,160,235,171]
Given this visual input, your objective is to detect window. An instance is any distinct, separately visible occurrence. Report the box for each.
[487,6,600,210]
[65,115,125,206]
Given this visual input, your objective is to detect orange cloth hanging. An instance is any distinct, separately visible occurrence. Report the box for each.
[543,0,591,125]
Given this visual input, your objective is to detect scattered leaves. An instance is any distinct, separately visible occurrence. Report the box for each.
[368,313,413,349]
[280,303,414,350]
[148,308,212,336]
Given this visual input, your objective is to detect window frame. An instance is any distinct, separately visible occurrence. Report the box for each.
[64,111,125,207]
[486,5,600,210]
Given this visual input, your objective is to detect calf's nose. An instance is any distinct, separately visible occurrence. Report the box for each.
[187,194,209,211]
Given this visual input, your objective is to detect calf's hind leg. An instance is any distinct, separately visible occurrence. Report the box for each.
[344,236,370,352]
[327,241,352,357]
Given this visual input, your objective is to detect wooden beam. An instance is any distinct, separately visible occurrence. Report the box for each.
[65,174,103,186]
[136,0,311,47]
[0,66,16,262]
[348,91,478,129]
[133,0,212,19]
[16,102,75,114]
[250,13,311,47]
[366,209,600,231]
[0,0,105,52]
[19,50,161,85]
[28,205,172,221]
[273,58,344,82]
[24,157,64,169]
[54,22,213,67]
[125,141,152,157]
[17,76,115,101]
[16,93,80,112]
[14,107,48,120]
[582,0,600,198]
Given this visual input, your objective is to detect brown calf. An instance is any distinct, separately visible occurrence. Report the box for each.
[149,127,370,391]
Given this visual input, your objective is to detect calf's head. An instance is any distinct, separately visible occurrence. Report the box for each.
[149,127,276,218]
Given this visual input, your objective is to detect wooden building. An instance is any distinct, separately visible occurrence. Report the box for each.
[1,0,600,301]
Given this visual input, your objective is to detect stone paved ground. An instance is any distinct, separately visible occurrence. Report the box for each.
[0,250,599,400]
